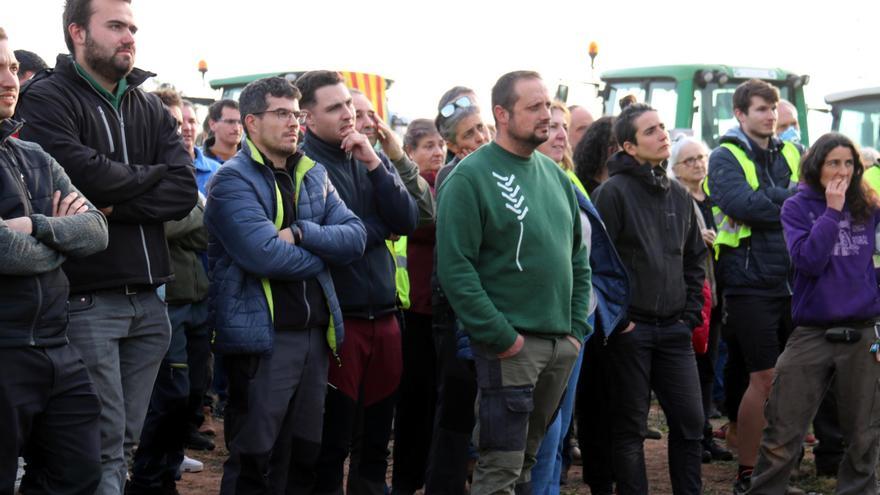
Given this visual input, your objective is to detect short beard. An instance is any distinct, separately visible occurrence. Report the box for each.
[84,32,133,83]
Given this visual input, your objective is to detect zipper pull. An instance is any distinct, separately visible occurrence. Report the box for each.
[20,173,32,199]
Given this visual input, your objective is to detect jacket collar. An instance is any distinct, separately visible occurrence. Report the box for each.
[54,54,155,95]
[0,118,23,145]
[720,125,783,156]
[241,135,314,175]
[192,147,219,172]
[302,129,347,162]
[606,151,670,193]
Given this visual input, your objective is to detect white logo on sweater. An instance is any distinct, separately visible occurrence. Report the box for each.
[493,172,528,271]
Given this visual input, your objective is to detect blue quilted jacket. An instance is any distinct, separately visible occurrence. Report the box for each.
[205,138,366,356]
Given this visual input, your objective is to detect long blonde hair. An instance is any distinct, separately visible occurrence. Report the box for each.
[551,100,575,171]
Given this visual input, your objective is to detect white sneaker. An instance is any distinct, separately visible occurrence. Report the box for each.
[181,455,203,473]
[15,457,25,492]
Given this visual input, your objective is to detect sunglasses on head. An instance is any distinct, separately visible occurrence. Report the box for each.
[439,96,473,118]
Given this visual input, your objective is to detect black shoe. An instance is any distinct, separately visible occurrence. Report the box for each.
[185,429,215,451]
[733,474,751,495]
[587,484,614,495]
[702,449,713,464]
[645,427,662,440]
[706,439,734,461]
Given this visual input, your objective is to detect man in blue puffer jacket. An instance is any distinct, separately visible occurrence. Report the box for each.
[204,76,366,494]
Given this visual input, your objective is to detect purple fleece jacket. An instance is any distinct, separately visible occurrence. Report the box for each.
[782,184,880,327]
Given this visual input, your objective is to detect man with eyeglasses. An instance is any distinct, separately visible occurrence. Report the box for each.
[204,76,366,494]
[295,69,418,495]
[204,99,242,163]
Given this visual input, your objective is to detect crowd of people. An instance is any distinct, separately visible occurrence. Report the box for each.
[4,1,880,495]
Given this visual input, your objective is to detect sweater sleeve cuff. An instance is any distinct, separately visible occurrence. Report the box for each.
[486,328,519,355]
[572,319,592,342]
[29,214,52,242]
[823,207,844,222]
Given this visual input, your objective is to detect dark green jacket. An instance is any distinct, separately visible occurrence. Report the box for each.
[164,201,209,304]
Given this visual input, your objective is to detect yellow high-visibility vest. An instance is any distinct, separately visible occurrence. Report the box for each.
[865,165,880,195]
[704,141,800,260]
[386,237,410,310]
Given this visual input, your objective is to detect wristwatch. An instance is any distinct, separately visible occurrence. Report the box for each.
[292,224,303,245]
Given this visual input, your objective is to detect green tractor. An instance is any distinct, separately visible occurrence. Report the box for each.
[599,65,810,147]
[825,87,880,151]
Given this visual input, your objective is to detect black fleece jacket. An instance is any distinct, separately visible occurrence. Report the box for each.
[300,130,418,318]
[15,55,197,292]
[593,152,706,329]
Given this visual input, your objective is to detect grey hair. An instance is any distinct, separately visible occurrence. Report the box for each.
[436,105,480,144]
[668,136,709,178]
[861,147,880,166]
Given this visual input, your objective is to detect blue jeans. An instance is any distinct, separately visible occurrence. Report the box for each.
[531,337,586,495]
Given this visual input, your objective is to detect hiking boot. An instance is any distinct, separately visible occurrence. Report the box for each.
[705,439,734,461]
[185,428,215,451]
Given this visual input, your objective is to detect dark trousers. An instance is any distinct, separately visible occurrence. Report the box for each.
[697,304,722,443]
[812,386,844,475]
[576,330,615,493]
[392,311,437,493]
[130,301,210,490]
[185,308,212,431]
[424,312,478,495]
[315,315,402,495]
[221,328,329,495]
[1,345,101,495]
[608,322,704,495]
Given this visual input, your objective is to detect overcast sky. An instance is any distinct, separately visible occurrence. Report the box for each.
[8,0,880,129]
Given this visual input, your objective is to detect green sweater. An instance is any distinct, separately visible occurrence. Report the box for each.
[437,142,592,353]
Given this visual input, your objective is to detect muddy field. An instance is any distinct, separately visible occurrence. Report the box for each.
[178,408,838,494]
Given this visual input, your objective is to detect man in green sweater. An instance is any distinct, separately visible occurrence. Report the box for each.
[436,70,591,495]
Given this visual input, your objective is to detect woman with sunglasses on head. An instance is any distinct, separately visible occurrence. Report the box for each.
[424,87,490,495]
[434,88,491,190]
[748,133,880,494]
[669,136,734,466]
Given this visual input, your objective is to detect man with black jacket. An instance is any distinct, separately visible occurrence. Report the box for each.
[593,102,706,495]
[14,1,198,493]
[0,27,109,494]
[296,70,419,495]
[705,80,800,494]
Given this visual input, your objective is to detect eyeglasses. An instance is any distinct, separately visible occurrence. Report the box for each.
[439,96,473,118]
[677,154,707,167]
[219,118,243,127]
[253,108,306,124]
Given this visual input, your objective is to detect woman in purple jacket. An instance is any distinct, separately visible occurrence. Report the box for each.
[749,133,880,495]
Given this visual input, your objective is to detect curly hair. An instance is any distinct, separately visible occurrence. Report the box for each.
[800,132,878,222]
[573,116,617,194]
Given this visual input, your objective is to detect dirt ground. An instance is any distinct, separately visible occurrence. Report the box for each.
[177,407,839,494]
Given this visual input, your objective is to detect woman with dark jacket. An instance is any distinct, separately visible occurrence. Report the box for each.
[391,119,446,495]
[749,133,880,494]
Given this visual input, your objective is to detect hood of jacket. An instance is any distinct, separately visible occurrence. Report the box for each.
[606,151,671,194]
[0,118,22,144]
[719,126,785,158]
